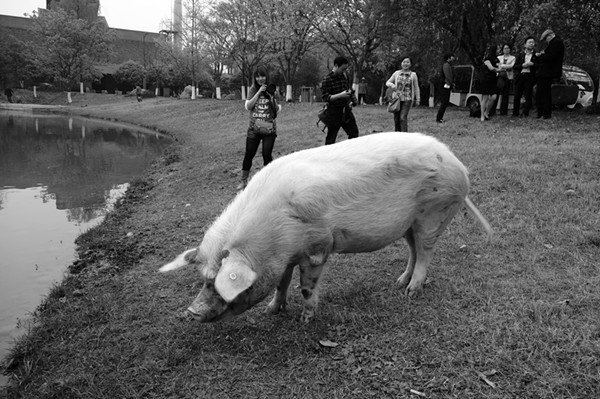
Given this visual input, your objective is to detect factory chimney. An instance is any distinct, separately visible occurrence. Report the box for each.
[173,0,182,49]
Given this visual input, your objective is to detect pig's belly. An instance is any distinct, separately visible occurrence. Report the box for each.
[330,207,414,253]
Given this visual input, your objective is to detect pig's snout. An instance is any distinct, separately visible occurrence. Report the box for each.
[186,303,218,322]
[186,294,230,322]
[186,305,232,322]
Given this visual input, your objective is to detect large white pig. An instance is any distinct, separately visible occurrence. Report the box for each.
[160,132,492,322]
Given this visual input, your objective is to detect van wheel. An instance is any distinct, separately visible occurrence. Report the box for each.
[467,97,481,117]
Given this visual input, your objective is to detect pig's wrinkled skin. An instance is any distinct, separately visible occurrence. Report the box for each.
[160,132,492,322]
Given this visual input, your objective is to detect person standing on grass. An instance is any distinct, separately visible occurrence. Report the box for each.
[535,29,564,120]
[4,87,13,103]
[320,55,359,145]
[496,43,516,116]
[436,53,455,123]
[386,57,421,132]
[358,77,368,105]
[237,67,280,190]
[135,85,143,102]
[480,45,500,122]
[512,36,537,117]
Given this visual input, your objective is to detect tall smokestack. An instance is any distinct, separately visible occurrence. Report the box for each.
[173,0,182,49]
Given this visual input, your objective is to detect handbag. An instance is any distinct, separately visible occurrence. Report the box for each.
[388,71,403,113]
[387,97,401,113]
[317,104,334,132]
[254,119,274,134]
[317,105,329,124]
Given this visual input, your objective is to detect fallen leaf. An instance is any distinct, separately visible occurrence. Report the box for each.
[476,370,497,388]
[543,243,554,249]
[319,340,339,348]
[410,389,427,397]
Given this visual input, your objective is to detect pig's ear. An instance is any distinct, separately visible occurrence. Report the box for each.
[159,248,199,272]
[215,261,257,302]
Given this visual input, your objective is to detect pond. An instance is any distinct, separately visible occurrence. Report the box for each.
[0,111,171,379]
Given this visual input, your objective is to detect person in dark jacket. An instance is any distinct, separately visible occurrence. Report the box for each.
[320,56,359,145]
[4,87,13,103]
[436,53,455,123]
[535,29,564,119]
[512,36,537,117]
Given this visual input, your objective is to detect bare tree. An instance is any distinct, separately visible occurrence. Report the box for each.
[254,0,320,100]
[310,0,402,87]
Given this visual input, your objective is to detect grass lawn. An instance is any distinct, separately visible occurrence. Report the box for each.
[2,94,599,398]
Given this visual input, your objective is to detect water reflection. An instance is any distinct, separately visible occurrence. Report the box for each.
[0,112,171,371]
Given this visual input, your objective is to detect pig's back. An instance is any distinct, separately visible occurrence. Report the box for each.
[258,132,468,193]
[239,132,470,253]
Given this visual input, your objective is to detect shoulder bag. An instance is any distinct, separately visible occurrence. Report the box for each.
[387,71,402,113]
[317,104,334,132]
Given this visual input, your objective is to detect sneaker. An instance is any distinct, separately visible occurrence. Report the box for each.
[436,119,444,123]
[236,180,247,190]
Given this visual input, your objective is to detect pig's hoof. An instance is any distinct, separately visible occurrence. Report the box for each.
[396,272,411,288]
[300,309,314,323]
[266,301,285,315]
[404,283,423,298]
[265,304,280,314]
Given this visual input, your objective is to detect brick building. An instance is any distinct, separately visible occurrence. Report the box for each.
[0,12,161,93]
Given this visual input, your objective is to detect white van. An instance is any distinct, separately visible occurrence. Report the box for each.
[450,64,593,116]
[562,65,595,108]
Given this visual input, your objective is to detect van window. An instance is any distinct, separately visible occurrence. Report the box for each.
[564,70,593,91]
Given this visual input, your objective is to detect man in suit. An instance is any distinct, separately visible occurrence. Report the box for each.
[512,36,537,117]
[535,29,564,119]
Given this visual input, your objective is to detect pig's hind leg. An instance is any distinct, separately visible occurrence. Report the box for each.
[396,227,417,288]
[266,264,295,314]
[405,201,462,297]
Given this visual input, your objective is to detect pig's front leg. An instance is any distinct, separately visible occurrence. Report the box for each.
[298,255,327,323]
[266,264,295,314]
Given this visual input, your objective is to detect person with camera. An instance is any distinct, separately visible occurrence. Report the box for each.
[236,67,281,190]
[320,55,359,145]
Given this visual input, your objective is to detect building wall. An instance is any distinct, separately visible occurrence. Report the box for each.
[0,14,161,89]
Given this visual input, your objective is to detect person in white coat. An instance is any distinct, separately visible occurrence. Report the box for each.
[496,44,516,115]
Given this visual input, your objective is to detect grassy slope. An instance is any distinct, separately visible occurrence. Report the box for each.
[2,94,600,398]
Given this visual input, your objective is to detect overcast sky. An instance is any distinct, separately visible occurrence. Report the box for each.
[0,0,174,32]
